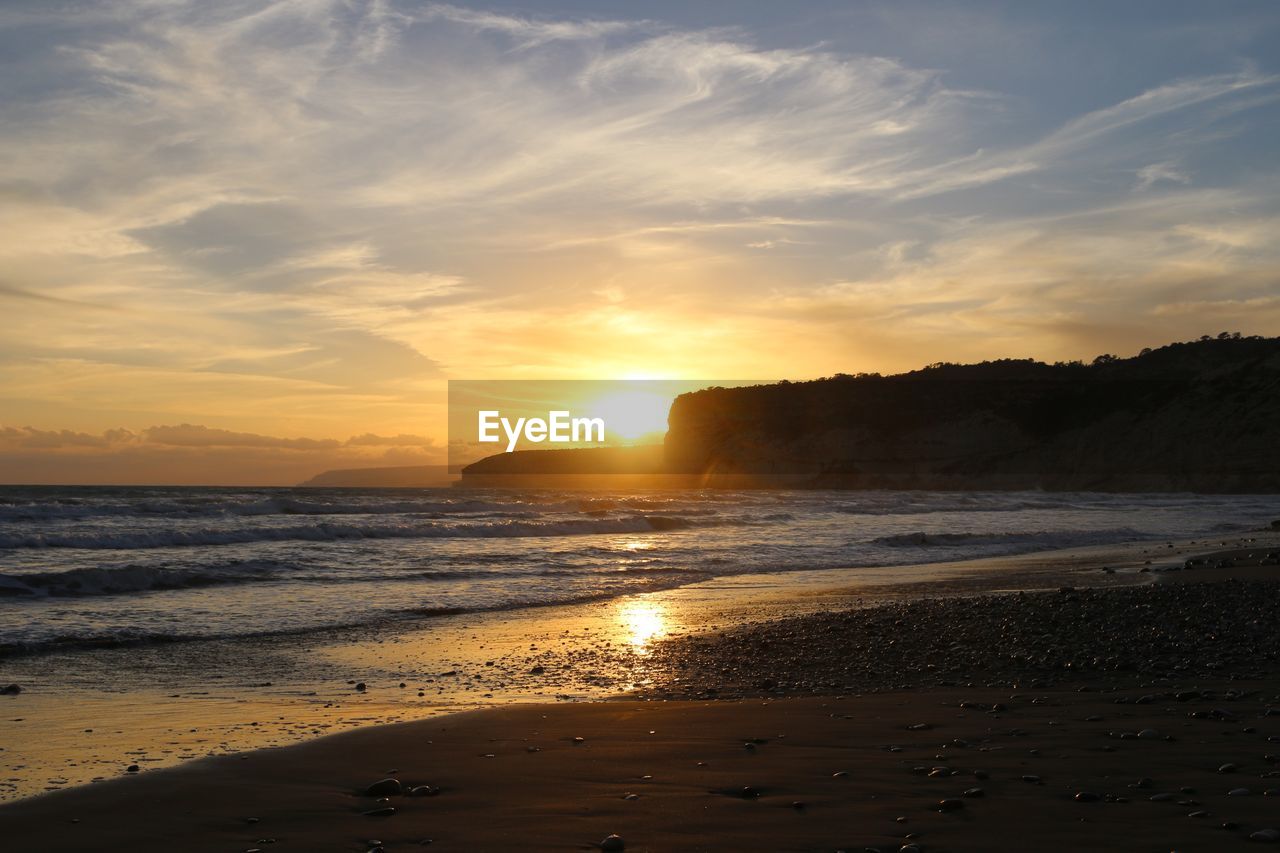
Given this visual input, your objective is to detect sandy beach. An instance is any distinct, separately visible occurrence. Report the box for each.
[4,684,1280,852]
[3,531,1279,850]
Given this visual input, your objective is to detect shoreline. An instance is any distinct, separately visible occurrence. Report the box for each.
[1,530,1278,848]
[1,530,1277,803]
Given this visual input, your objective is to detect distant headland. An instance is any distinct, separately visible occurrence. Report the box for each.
[298,465,454,488]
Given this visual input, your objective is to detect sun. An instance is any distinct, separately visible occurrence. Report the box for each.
[589,389,672,442]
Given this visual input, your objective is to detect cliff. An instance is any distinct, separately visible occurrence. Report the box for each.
[663,336,1280,492]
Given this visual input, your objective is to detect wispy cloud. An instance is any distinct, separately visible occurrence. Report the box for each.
[2,1,1279,481]
[1136,161,1192,191]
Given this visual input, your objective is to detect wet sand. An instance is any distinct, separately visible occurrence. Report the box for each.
[2,686,1279,851]
[1,530,1278,849]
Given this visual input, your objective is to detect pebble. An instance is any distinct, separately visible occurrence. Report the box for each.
[936,798,964,811]
[600,834,625,851]
[1250,829,1280,843]
[408,785,439,797]
[1219,763,1238,773]
[0,684,21,696]
[365,778,402,797]
[363,807,396,817]
[962,787,984,798]
[355,682,367,692]
[1227,787,1251,796]
[125,765,139,773]
[1074,792,1100,803]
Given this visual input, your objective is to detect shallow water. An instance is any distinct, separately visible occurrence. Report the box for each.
[2,486,1277,656]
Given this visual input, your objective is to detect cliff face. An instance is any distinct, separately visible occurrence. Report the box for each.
[664,338,1280,492]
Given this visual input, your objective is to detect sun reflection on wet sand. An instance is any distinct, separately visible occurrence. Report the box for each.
[615,599,669,654]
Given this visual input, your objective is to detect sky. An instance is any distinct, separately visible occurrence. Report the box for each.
[1,0,1279,484]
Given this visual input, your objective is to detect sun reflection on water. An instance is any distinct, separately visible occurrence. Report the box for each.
[616,599,669,654]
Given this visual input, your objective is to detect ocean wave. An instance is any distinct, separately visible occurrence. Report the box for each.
[0,576,702,657]
[0,496,534,522]
[0,560,286,597]
[0,562,578,598]
[867,529,1144,548]
[534,565,707,577]
[0,514,708,550]
[0,494,742,522]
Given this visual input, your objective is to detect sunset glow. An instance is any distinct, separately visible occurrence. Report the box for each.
[591,390,672,442]
[2,2,1279,483]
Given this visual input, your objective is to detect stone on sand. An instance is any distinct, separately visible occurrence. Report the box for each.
[364,778,402,797]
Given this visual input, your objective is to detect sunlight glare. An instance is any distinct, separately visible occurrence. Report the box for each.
[616,600,669,653]
[590,390,672,441]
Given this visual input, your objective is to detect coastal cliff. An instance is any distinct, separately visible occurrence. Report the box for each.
[455,336,1280,491]
[664,336,1280,491]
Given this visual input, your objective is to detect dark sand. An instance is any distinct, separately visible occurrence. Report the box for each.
[2,536,1279,850]
[2,687,1279,851]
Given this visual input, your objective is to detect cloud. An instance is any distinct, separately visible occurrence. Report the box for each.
[345,432,435,446]
[143,423,343,450]
[0,426,133,449]
[0,422,447,484]
[1,0,1279,477]
[420,3,639,46]
[1136,161,1192,191]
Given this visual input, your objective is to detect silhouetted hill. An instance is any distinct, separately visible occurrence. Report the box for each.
[664,335,1280,491]
[299,465,454,487]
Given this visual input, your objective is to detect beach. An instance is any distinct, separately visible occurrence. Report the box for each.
[6,0,1280,847]
[2,521,1279,850]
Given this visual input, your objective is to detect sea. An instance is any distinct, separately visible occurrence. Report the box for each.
[2,486,1278,658]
